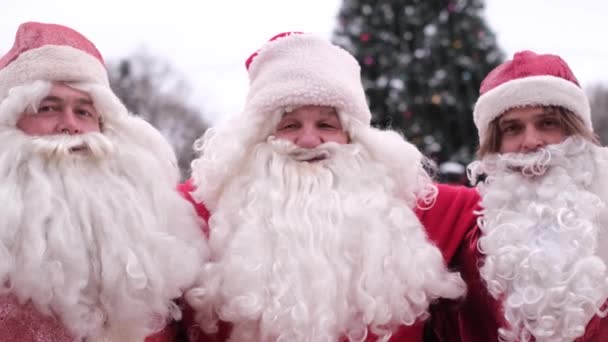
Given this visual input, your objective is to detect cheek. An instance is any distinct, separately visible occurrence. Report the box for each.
[80,120,102,133]
[16,116,54,135]
[546,130,567,144]
[324,131,349,144]
[498,136,519,154]
[274,130,298,143]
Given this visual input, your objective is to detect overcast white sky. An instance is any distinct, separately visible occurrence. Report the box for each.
[1,0,607,124]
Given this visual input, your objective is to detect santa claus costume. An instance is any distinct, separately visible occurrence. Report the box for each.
[0,22,208,341]
[428,51,608,341]
[178,32,480,342]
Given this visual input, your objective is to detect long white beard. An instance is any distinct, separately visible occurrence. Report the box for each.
[470,137,608,342]
[0,128,207,340]
[187,138,465,342]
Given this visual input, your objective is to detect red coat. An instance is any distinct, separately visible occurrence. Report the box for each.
[426,213,608,342]
[177,181,480,342]
[0,295,178,342]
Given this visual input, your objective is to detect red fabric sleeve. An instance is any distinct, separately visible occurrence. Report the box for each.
[144,322,179,342]
[427,227,504,342]
[176,180,220,340]
[415,184,493,342]
[177,179,210,236]
[579,312,608,341]
[177,179,210,223]
[177,299,232,342]
[415,184,481,263]
[386,321,424,341]
[417,184,507,342]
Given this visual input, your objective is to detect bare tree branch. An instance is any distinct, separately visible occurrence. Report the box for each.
[588,84,608,145]
[107,51,209,179]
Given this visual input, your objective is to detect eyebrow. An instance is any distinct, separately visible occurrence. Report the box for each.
[318,108,338,116]
[499,109,559,123]
[41,95,94,106]
[497,118,518,127]
[542,107,560,115]
[40,96,61,103]
[321,112,339,119]
[538,111,559,120]
[280,113,338,122]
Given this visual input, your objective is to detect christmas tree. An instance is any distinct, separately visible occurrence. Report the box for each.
[333,0,503,164]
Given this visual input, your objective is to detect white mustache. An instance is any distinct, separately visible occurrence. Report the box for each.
[267,137,358,162]
[492,149,553,177]
[288,148,331,162]
[28,132,115,159]
[469,136,591,181]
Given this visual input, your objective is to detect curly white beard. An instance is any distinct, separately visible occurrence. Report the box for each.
[470,137,608,342]
[187,137,465,342]
[0,128,207,340]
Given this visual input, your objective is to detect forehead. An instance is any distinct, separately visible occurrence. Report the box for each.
[282,105,338,119]
[499,106,557,122]
[46,83,93,102]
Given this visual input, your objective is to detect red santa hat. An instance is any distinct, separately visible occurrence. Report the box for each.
[0,21,110,101]
[0,21,178,163]
[244,31,371,128]
[473,50,592,144]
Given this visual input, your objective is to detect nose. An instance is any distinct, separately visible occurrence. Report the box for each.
[521,128,544,152]
[55,110,81,135]
[294,126,323,149]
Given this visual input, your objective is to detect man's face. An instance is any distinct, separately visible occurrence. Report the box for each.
[498,106,566,154]
[16,83,101,136]
[274,105,349,149]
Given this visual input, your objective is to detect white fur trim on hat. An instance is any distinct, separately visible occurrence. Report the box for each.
[245,33,371,128]
[0,45,109,101]
[474,75,591,144]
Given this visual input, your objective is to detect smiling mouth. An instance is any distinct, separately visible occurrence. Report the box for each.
[69,145,88,153]
[303,155,327,162]
[290,149,331,163]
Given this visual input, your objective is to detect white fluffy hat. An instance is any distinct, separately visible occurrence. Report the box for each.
[244,32,372,127]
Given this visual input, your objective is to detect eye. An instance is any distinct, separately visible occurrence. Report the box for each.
[75,108,93,117]
[38,105,58,113]
[277,121,299,131]
[540,118,560,129]
[500,124,520,136]
[318,120,341,130]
